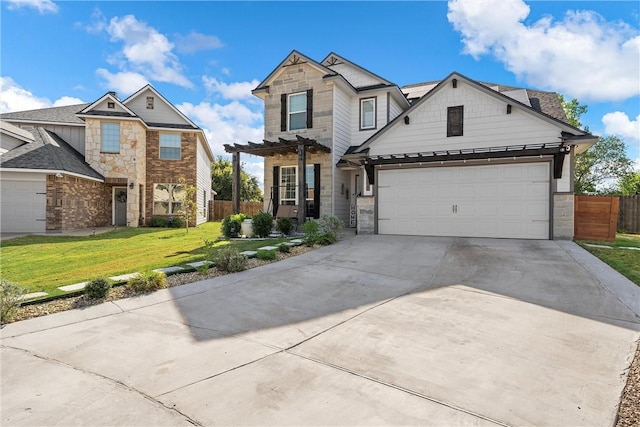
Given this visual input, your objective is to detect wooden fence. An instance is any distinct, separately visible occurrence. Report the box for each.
[208,200,264,221]
[574,195,619,242]
[618,195,640,234]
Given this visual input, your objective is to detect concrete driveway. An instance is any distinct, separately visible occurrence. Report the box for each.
[2,235,639,426]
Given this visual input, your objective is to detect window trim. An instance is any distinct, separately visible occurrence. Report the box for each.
[159,133,182,160]
[447,105,464,137]
[100,122,120,153]
[152,183,185,215]
[288,92,307,131]
[359,97,377,130]
[279,165,316,204]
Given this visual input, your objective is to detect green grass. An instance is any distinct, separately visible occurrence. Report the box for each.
[0,222,290,297]
[578,234,640,286]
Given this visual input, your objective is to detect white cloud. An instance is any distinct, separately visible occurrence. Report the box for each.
[96,69,149,97]
[5,0,58,14]
[203,76,260,101]
[602,111,640,142]
[447,0,640,102]
[89,14,192,89]
[0,77,84,113]
[174,31,223,54]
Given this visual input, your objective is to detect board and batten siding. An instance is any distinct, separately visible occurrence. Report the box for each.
[368,81,562,157]
[327,63,383,88]
[13,123,85,155]
[126,89,192,127]
[196,137,212,225]
[332,84,352,224]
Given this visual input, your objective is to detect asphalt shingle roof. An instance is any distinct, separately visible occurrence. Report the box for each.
[0,127,103,180]
[0,104,89,125]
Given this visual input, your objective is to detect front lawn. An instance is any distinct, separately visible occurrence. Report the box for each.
[0,222,291,297]
[578,234,640,286]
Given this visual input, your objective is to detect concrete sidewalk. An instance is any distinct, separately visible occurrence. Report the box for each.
[2,235,639,426]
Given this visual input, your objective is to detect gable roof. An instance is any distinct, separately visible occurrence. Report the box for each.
[355,71,595,154]
[0,121,35,144]
[78,92,138,119]
[321,52,394,88]
[1,103,88,126]
[0,127,103,181]
[123,84,199,129]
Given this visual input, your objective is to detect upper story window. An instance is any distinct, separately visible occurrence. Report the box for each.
[159,133,181,160]
[447,106,464,137]
[146,96,154,109]
[360,97,377,130]
[107,102,115,109]
[281,89,313,132]
[101,122,120,153]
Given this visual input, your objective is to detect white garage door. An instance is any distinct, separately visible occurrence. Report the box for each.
[1,173,47,233]
[378,162,550,239]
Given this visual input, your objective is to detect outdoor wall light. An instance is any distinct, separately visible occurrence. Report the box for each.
[55,173,63,178]
[404,116,410,125]
[129,182,134,189]
[507,104,512,114]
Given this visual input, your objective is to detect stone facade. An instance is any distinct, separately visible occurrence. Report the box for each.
[553,193,574,240]
[84,118,147,227]
[145,131,198,226]
[356,196,375,235]
[46,175,111,230]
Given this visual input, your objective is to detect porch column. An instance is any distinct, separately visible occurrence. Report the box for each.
[232,151,240,214]
[297,144,306,225]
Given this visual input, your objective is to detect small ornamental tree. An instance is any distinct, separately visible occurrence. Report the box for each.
[177,177,198,233]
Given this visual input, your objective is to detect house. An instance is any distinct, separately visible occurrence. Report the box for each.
[225,50,597,240]
[0,85,213,233]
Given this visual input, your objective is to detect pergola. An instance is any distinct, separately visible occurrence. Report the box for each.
[224,135,331,225]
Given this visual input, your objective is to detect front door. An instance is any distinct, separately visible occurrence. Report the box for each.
[113,187,127,226]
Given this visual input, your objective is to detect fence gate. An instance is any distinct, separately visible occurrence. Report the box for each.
[574,196,619,242]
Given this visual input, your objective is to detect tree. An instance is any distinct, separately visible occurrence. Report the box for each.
[177,177,197,233]
[211,156,263,201]
[560,96,633,194]
[618,171,640,195]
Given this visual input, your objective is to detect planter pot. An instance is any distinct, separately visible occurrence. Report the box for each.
[241,219,254,238]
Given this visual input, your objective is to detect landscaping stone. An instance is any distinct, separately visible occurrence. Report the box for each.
[58,282,88,292]
[289,239,303,246]
[239,251,257,258]
[153,266,185,274]
[268,233,282,238]
[185,261,214,269]
[109,273,140,282]
[621,247,640,251]
[584,243,613,249]
[257,246,278,251]
[19,292,48,301]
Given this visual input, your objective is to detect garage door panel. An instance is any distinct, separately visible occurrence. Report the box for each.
[377,163,549,239]
[1,175,47,233]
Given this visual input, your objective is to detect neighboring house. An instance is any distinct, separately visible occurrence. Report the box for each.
[225,50,597,239]
[0,85,213,233]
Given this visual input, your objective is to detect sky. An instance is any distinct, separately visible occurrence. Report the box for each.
[1,0,639,190]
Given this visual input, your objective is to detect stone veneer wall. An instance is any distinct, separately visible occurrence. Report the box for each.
[84,119,147,227]
[145,131,198,226]
[553,193,574,240]
[356,196,375,235]
[46,175,111,230]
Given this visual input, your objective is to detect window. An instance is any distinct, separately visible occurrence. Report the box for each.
[288,92,307,131]
[360,97,376,130]
[159,133,181,160]
[101,122,120,153]
[146,96,154,109]
[107,102,115,109]
[280,166,297,204]
[447,106,464,137]
[153,183,185,214]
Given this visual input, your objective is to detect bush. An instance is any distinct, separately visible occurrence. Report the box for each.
[302,216,344,246]
[252,212,274,238]
[0,279,27,323]
[302,220,321,246]
[276,217,294,236]
[319,214,345,241]
[257,249,277,260]
[149,217,168,227]
[221,213,247,238]
[212,246,247,272]
[85,277,111,299]
[127,271,167,293]
[278,243,291,253]
[167,216,184,228]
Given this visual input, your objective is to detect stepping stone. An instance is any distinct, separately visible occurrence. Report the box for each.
[239,250,257,258]
[19,291,48,301]
[284,242,297,247]
[257,246,278,251]
[289,239,303,245]
[186,261,214,268]
[109,273,139,282]
[268,233,282,238]
[58,282,88,292]
[621,246,640,251]
[584,243,612,249]
[153,266,185,274]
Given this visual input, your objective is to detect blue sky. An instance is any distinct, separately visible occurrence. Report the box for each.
[1,0,638,187]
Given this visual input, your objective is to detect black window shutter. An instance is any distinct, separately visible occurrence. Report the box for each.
[280,94,287,132]
[306,89,313,129]
[313,163,320,218]
[272,166,280,215]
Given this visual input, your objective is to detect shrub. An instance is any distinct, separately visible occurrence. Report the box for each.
[252,212,274,238]
[212,246,247,272]
[85,277,111,299]
[0,279,27,323]
[167,216,184,228]
[318,214,345,241]
[302,220,321,246]
[127,271,167,293]
[302,216,344,246]
[276,217,294,236]
[257,250,277,260]
[149,217,168,227]
[221,213,246,238]
[278,243,291,253]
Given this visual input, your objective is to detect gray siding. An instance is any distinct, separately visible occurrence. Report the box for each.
[126,88,192,126]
